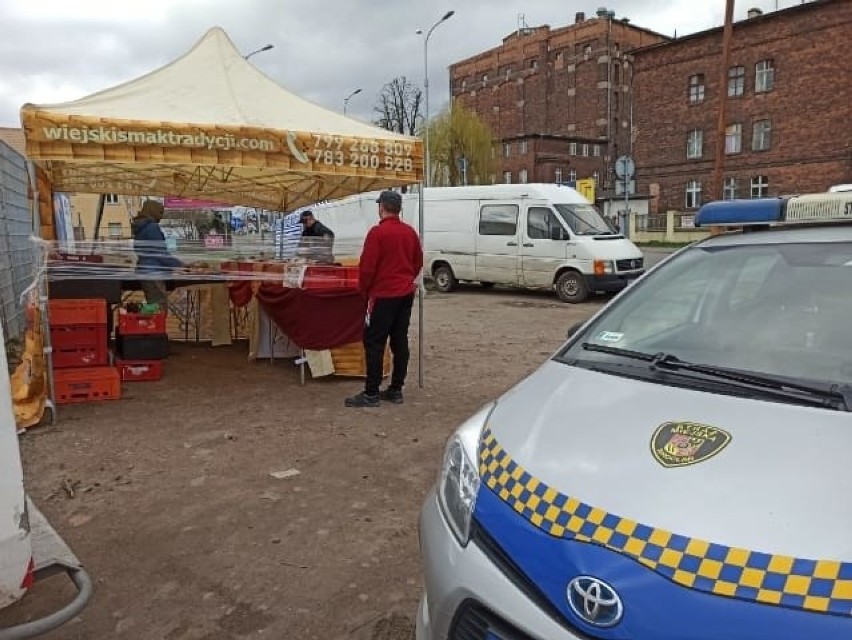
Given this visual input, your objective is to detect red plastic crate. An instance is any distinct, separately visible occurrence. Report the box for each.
[48,299,107,326]
[50,324,108,349]
[115,359,163,382]
[53,367,121,405]
[302,265,359,290]
[52,345,108,369]
[117,312,167,336]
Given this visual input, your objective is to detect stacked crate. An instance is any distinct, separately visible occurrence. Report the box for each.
[114,307,169,381]
[48,299,121,405]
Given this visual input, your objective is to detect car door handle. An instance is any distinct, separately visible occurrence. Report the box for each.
[506,241,518,246]
[523,243,534,247]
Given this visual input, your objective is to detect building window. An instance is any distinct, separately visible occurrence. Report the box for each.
[503,142,511,158]
[688,74,705,103]
[752,119,772,151]
[555,167,563,184]
[482,73,489,84]
[613,91,620,111]
[530,59,538,70]
[504,66,512,80]
[755,59,775,93]
[568,169,577,182]
[751,175,769,198]
[519,169,528,184]
[686,129,704,159]
[519,140,528,155]
[728,66,745,97]
[582,144,589,157]
[584,44,593,58]
[461,79,467,92]
[569,142,578,155]
[685,180,702,209]
[723,177,738,200]
[105,194,119,205]
[107,222,122,239]
[503,171,512,184]
[725,123,742,154]
[479,204,519,236]
[593,145,601,157]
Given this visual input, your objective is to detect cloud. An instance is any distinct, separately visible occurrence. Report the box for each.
[0,0,801,127]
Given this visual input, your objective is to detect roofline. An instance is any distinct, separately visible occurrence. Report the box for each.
[632,0,841,55]
[449,16,671,71]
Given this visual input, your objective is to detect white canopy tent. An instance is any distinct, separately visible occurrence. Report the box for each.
[21,26,422,211]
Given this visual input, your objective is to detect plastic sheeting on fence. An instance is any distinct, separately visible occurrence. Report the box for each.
[0,141,35,341]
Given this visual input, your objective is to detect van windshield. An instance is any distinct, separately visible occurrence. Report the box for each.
[554,204,613,236]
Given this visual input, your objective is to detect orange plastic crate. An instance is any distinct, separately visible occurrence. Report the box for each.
[48,299,107,326]
[117,312,167,336]
[115,359,163,382]
[53,367,121,405]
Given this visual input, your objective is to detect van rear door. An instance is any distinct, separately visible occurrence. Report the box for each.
[475,202,521,285]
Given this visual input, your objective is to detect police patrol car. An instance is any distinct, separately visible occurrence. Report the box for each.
[416,193,852,640]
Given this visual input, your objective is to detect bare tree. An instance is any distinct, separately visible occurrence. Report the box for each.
[374,76,423,136]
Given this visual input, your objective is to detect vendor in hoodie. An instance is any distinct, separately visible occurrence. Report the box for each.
[132,200,183,312]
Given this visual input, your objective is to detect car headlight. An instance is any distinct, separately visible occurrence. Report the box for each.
[594,259,615,276]
[437,403,494,546]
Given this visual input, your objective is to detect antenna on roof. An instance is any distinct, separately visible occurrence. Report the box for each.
[517,13,532,36]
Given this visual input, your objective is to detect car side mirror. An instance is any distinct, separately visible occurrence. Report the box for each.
[566,321,584,340]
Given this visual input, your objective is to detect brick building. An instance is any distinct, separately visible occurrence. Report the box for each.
[633,0,852,215]
[449,10,668,187]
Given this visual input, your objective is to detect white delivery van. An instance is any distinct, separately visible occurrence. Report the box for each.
[0,319,91,638]
[312,184,645,303]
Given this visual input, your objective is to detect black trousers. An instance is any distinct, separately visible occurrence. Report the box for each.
[363,294,414,395]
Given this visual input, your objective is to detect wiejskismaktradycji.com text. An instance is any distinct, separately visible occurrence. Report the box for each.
[41,125,277,152]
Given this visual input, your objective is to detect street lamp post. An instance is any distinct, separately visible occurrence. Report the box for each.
[343,88,362,116]
[245,44,274,60]
[417,10,455,188]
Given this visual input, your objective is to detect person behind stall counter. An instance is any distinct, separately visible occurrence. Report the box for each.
[132,200,183,313]
[299,210,335,261]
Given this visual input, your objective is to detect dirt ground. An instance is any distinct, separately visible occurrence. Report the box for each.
[1,287,603,640]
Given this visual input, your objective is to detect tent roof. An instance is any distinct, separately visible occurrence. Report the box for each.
[20,27,422,211]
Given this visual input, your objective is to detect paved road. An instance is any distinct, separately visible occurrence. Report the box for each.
[642,247,679,269]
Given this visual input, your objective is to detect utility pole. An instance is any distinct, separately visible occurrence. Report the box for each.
[711,0,736,202]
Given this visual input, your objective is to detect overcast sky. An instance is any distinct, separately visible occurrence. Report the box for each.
[0,0,804,128]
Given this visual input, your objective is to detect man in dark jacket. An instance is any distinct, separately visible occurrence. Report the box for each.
[345,190,423,408]
[299,210,335,262]
[132,200,182,311]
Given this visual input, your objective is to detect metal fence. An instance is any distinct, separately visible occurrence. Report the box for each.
[0,142,35,342]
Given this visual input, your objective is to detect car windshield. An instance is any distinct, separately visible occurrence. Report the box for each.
[559,240,852,389]
[554,204,613,236]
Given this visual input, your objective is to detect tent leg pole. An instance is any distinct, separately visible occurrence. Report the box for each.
[417,183,425,389]
[300,349,305,386]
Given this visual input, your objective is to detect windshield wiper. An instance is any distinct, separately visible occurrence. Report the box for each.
[580,343,851,411]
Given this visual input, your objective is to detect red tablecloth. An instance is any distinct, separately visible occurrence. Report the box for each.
[229,282,365,350]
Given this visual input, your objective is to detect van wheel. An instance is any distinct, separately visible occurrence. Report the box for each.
[555,271,588,304]
[433,265,457,293]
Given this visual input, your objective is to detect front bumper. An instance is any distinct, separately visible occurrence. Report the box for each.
[416,489,579,640]
[584,271,644,293]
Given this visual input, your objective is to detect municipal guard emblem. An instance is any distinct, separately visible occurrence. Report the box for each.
[651,422,731,468]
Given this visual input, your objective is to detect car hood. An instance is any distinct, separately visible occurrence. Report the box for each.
[483,361,852,561]
[574,237,643,261]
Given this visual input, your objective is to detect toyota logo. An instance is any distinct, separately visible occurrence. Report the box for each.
[567,576,623,627]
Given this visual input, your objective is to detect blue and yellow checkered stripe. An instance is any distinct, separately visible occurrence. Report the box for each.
[479,428,852,616]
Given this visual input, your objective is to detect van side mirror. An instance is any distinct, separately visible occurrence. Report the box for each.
[566,321,584,340]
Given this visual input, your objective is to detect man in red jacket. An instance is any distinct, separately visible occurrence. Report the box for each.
[345,190,423,408]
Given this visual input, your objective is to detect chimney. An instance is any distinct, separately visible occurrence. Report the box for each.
[747,7,763,19]
[575,11,585,23]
